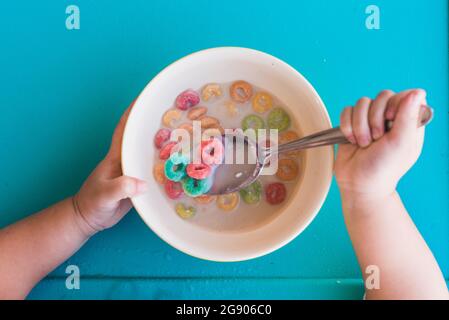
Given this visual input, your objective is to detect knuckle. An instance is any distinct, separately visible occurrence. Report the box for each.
[357,97,371,106]
[377,89,394,98]
[119,178,135,194]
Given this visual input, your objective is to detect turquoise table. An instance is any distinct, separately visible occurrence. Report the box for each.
[1,0,447,299]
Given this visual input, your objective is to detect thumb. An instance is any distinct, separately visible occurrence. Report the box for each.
[389,89,426,143]
[104,176,148,201]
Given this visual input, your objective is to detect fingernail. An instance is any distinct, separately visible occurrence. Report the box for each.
[372,128,381,140]
[410,90,424,104]
[137,180,148,193]
[358,136,371,147]
[386,109,394,120]
[347,135,356,144]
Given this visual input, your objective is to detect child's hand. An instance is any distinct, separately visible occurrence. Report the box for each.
[72,101,148,236]
[335,89,426,206]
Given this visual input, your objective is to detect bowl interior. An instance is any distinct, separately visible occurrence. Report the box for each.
[122,47,333,261]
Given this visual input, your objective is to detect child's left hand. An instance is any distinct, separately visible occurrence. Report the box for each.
[73,101,148,236]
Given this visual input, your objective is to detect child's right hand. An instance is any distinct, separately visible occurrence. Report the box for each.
[335,89,427,207]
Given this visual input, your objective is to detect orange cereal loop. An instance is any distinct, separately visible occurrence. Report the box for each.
[276,158,298,181]
[153,162,166,184]
[252,92,273,113]
[202,127,223,140]
[177,122,193,134]
[230,80,253,103]
[194,194,217,204]
[162,109,181,128]
[202,83,222,101]
[187,106,207,120]
[199,115,219,129]
[279,130,300,157]
[224,100,238,116]
[217,192,240,212]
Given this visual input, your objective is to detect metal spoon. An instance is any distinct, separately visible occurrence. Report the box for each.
[207,105,433,195]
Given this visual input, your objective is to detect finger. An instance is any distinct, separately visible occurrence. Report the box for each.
[385,90,414,120]
[107,99,137,161]
[352,97,372,148]
[102,175,148,201]
[369,90,395,140]
[389,89,426,144]
[340,107,356,144]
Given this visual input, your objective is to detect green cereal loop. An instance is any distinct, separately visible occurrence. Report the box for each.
[164,153,188,182]
[181,176,212,197]
[239,180,262,204]
[175,203,196,219]
[267,107,290,132]
[241,114,265,137]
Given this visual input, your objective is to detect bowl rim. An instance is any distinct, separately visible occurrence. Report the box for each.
[121,46,334,262]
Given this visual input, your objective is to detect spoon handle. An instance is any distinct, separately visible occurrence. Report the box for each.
[273,105,433,155]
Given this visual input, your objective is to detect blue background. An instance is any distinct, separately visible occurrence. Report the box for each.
[0,0,447,299]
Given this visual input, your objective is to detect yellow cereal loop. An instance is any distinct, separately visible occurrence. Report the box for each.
[252,92,273,113]
[175,203,196,219]
[202,83,222,101]
[162,109,181,128]
[217,192,240,212]
[153,162,166,184]
[225,100,238,117]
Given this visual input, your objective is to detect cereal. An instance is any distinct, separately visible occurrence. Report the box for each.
[241,114,265,136]
[267,107,290,132]
[162,109,182,128]
[201,138,224,165]
[276,158,298,181]
[164,152,189,182]
[279,130,300,157]
[159,141,178,160]
[194,194,216,204]
[164,180,184,199]
[202,83,222,101]
[239,180,262,205]
[153,162,166,184]
[175,203,196,219]
[182,176,213,197]
[186,163,211,179]
[265,182,287,205]
[155,80,302,223]
[217,192,240,212]
[199,116,219,129]
[154,128,171,149]
[175,89,200,110]
[202,127,223,140]
[252,92,273,113]
[224,100,238,116]
[187,106,207,120]
[176,122,193,135]
[230,80,253,103]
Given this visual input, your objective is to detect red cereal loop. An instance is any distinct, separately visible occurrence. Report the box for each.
[154,128,171,149]
[186,163,211,179]
[175,89,200,110]
[159,141,178,160]
[201,138,224,165]
[265,183,287,205]
[164,180,184,199]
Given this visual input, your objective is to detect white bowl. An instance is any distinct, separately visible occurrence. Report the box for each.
[121,47,333,262]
